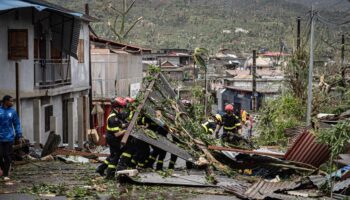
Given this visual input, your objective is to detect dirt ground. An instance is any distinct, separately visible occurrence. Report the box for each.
[0,160,237,200]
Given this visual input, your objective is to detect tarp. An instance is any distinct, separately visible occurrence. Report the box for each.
[0,0,82,17]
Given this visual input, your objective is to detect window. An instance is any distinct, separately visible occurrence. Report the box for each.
[44,105,53,132]
[78,39,84,63]
[8,29,28,60]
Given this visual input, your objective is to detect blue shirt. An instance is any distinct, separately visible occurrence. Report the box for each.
[0,106,22,142]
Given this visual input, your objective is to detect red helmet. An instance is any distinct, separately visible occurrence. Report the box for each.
[224,104,234,112]
[125,97,135,104]
[111,97,127,108]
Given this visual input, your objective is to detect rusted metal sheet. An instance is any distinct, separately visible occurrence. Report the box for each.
[284,131,330,167]
[244,179,301,200]
[208,145,285,159]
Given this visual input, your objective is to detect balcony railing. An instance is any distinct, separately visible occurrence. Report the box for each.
[34,59,71,88]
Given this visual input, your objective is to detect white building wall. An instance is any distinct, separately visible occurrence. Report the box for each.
[20,99,34,141]
[0,9,35,95]
[0,8,91,146]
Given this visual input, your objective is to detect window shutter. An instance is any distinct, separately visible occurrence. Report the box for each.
[78,39,84,63]
[8,29,28,60]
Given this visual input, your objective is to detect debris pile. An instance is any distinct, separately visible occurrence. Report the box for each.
[5,71,350,200]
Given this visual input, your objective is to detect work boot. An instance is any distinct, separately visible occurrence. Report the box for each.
[105,168,116,180]
[95,163,108,176]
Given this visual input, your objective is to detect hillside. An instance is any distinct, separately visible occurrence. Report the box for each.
[48,0,350,57]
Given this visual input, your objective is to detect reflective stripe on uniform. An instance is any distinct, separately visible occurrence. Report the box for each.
[131,159,136,164]
[107,126,120,131]
[122,152,132,158]
[201,123,208,133]
[108,164,116,169]
[104,160,110,165]
[138,163,145,167]
[157,160,163,163]
[235,123,241,127]
[128,111,134,121]
[169,160,175,164]
[208,128,214,133]
[149,156,156,160]
[223,126,235,130]
[107,113,120,131]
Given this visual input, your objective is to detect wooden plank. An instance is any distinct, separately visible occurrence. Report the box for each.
[208,145,285,159]
[121,73,159,145]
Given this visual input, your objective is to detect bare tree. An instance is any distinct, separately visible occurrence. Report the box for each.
[107,0,143,42]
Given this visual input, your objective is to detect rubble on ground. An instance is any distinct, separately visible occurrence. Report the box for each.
[2,72,350,199]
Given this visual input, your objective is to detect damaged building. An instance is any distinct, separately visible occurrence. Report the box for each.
[0,0,95,147]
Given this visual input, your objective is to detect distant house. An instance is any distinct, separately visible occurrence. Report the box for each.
[217,69,284,112]
[0,0,95,147]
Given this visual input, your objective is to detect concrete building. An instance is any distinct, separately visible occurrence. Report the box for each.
[0,0,95,147]
[217,69,284,112]
[90,36,151,99]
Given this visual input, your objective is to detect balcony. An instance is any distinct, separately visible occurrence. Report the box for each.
[34,59,71,89]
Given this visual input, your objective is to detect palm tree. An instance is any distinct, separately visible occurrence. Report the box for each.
[193,47,209,116]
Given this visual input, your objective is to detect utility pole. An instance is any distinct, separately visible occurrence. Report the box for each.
[297,17,301,51]
[306,6,315,127]
[86,3,93,129]
[252,50,257,112]
[341,34,346,86]
[204,62,208,117]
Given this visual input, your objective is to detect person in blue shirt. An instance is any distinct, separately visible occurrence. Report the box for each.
[0,95,23,181]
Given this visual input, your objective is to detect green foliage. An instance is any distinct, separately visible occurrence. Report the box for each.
[284,50,309,100]
[256,93,305,146]
[22,183,66,196]
[317,119,350,159]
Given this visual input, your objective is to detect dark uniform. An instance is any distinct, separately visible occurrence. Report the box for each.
[96,111,126,179]
[201,119,217,135]
[221,113,241,143]
[143,116,168,170]
[116,112,152,171]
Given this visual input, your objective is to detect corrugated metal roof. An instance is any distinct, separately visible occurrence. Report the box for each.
[0,0,96,21]
[285,131,330,167]
[333,178,350,192]
[244,179,301,200]
[308,175,327,189]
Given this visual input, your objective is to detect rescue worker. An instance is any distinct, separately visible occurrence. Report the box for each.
[202,114,222,138]
[95,97,128,179]
[221,104,241,143]
[116,110,155,171]
[125,97,136,122]
[143,110,168,171]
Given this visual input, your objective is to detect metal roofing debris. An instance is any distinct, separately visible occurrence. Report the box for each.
[0,0,95,21]
[267,193,317,200]
[284,130,330,167]
[333,178,350,192]
[244,179,301,200]
[308,175,327,189]
[335,154,350,166]
[131,130,193,162]
[208,145,285,159]
[125,171,246,188]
